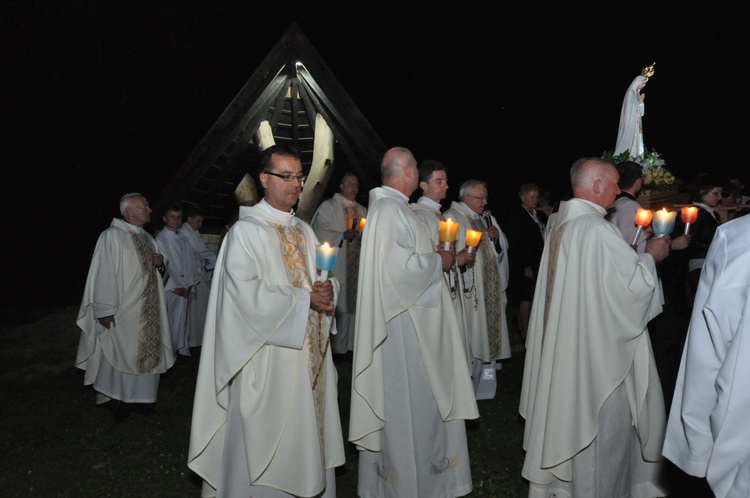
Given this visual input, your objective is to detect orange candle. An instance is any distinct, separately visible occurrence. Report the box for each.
[465,229,482,253]
[681,206,698,235]
[634,207,653,227]
[357,217,366,231]
[439,219,459,249]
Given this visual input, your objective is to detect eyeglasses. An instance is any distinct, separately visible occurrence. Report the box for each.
[466,195,489,202]
[264,171,307,185]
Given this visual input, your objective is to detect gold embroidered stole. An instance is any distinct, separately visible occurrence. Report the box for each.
[471,217,503,359]
[343,205,361,310]
[270,222,327,457]
[130,231,163,373]
[543,221,566,333]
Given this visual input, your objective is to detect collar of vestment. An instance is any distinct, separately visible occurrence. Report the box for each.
[617,191,636,201]
[333,192,357,207]
[416,196,442,212]
[454,201,480,219]
[247,198,296,226]
[163,228,181,237]
[555,198,607,225]
[694,202,715,216]
[372,185,409,204]
[112,217,144,234]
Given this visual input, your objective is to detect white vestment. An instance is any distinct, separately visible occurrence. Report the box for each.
[351,187,478,498]
[188,200,344,498]
[615,75,648,157]
[664,215,750,498]
[76,218,174,404]
[180,221,212,348]
[310,193,367,354]
[444,201,511,363]
[156,228,200,355]
[412,196,472,369]
[519,198,667,497]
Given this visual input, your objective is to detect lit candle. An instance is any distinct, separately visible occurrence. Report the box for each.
[316,242,339,281]
[652,208,677,237]
[681,206,698,235]
[438,218,459,250]
[631,207,653,246]
[465,229,482,253]
[357,217,366,231]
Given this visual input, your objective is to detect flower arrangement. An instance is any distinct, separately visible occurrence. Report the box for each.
[602,148,679,191]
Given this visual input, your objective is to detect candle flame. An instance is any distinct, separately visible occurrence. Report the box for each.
[634,207,653,227]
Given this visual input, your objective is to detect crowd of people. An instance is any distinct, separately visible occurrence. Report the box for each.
[74,144,749,497]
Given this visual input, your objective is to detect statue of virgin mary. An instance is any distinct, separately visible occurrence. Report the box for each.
[614,63,655,157]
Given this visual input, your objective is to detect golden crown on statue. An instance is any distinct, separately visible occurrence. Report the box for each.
[641,62,656,78]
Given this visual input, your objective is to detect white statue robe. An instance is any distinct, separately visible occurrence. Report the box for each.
[443,201,511,363]
[76,218,174,403]
[188,200,344,498]
[664,216,750,498]
[156,228,200,356]
[310,193,367,354]
[519,198,667,497]
[180,221,212,348]
[615,75,648,157]
[350,187,478,498]
[412,196,472,369]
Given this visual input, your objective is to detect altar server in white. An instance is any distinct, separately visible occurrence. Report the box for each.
[311,172,366,354]
[664,215,750,498]
[351,147,478,498]
[180,206,212,349]
[188,145,344,498]
[520,158,671,497]
[156,203,200,357]
[76,193,174,410]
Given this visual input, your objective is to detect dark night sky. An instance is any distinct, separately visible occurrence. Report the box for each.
[3,1,749,311]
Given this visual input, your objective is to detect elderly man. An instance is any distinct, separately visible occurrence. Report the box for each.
[664,215,750,498]
[445,180,510,399]
[311,172,367,354]
[520,158,671,497]
[76,193,174,418]
[188,144,344,498]
[156,202,201,357]
[351,147,478,498]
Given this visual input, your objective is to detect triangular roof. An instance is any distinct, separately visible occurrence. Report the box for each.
[158,23,385,230]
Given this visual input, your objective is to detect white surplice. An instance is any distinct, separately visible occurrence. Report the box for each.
[351,187,478,498]
[180,221,212,348]
[156,228,200,356]
[76,218,174,403]
[188,200,344,498]
[310,193,367,354]
[664,215,750,498]
[443,201,510,363]
[520,198,667,497]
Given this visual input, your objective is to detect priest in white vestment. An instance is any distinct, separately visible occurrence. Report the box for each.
[310,172,366,354]
[156,203,200,357]
[664,215,750,498]
[350,147,478,498]
[410,160,474,369]
[76,193,174,409]
[180,206,212,349]
[444,180,510,399]
[519,159,671,497]
[188,145,344,498]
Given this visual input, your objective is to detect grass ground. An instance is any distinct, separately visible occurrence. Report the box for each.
[0,298,714,497]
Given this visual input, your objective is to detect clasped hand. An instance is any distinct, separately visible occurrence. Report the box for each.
[310,280,335,312]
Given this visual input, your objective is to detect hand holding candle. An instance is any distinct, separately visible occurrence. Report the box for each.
[439,218,459,251]
[652,208,677,237]
[465,229,482,254]
[681,206,698,235]
[631,208,653,246]
[316,242,339,281]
